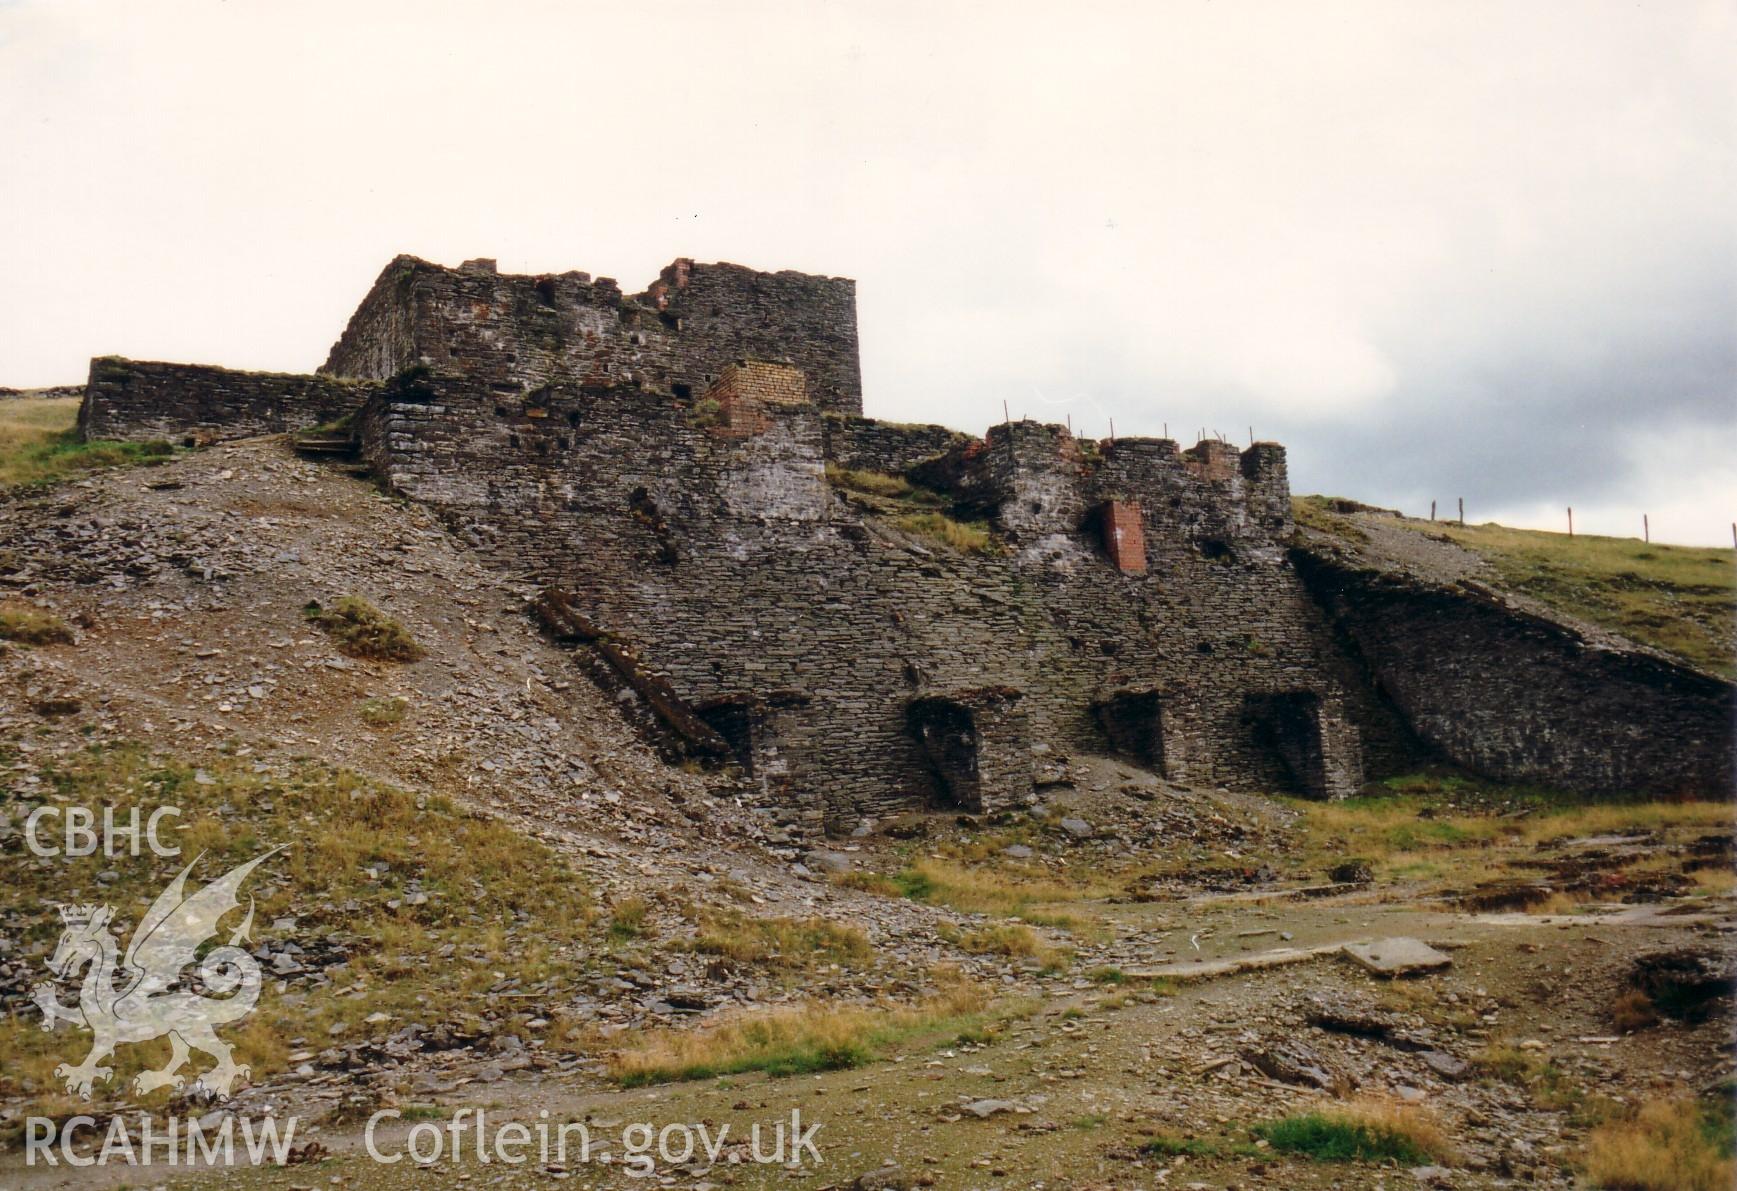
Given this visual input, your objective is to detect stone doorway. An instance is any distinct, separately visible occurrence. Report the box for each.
[1244,691,1329,799]
[906,687,1033,814]
[908,697,982,810]
[1093,688,1167,774]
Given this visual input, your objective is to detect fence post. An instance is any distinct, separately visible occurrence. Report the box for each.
[1643,514,1649,544]
[1458,497,1464,525]
[1568,507,1574,537]
[1430,500,1436,522]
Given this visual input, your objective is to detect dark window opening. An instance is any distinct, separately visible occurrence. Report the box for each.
[1094,691,1166,774]
[1244,692,1329,800]
[1199,538,1234,562]
[672,382,693,400]
[698,704,756,775]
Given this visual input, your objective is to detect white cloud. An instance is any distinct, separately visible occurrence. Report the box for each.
[0,0,1730,542]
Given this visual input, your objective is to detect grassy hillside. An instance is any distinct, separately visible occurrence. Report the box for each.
[1415,522,1732,678]
[0,395,173,488]
[1298,498,1735,678]
[0,744,598,1127]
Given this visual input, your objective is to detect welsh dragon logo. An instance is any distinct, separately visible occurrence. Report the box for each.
[32,847,284,1099]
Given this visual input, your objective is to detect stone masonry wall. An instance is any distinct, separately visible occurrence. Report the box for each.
[652,261,861,413]
[322,255,861,415]
[356,374,1371,827]
[1294,552,1736,796]
[79,357,375,445]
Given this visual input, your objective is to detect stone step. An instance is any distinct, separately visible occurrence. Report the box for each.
[293,435,359,459]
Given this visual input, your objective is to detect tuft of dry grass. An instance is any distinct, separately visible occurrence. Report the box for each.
[949,922,1072,971]
[0,598,73,645]
[894,510,997,555]
[856,857,1112,918]
[304,596,424,662]
[691,911,871,968]
[1687,866,1735,896]
[1286,779,1732,892]
[1611,989,1660,1033]
[1582,1097,1735,1191]
[608,896,649,941]
[359,696,409,726]
[603,976,998,1086]
[825,464,915,498]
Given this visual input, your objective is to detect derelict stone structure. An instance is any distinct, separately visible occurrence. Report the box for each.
[77,254,1736,830]
[322,255,861,416]
[80,357,375,446]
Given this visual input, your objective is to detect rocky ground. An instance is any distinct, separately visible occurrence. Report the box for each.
[0,438,1732,1190]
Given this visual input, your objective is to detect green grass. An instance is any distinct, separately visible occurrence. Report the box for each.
[821,463,999,555]
[0,744,596,1130]
[1143,1134,1247,1158]
[0,396,175,489]
[608,895,649,940]
[304,596,424,662]
[1254,1111,1436,1164]
[1474,1042,1584,1111]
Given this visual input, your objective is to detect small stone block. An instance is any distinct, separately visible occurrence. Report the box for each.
[1343,937,1452,977]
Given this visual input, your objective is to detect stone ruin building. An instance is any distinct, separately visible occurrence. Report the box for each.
[78,254,1736,833]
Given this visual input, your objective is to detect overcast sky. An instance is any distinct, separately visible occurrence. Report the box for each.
[2,1,1733,544]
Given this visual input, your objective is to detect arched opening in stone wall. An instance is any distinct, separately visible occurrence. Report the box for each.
[1093,689,1167,775]
[1243,691,1329,800]
[907,698,982,811]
